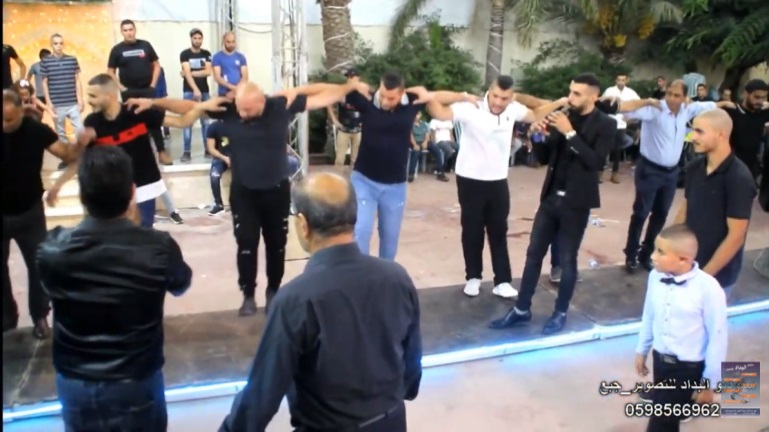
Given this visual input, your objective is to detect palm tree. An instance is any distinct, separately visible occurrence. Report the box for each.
[317,0,355,73]
[391,0,683,73]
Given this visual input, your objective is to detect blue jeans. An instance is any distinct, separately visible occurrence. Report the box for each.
[57,370,167,432]
[350,171,407,260]
[182,91,210,153]
[137,199,156,228]
[408,143,444,176]
[287,154,300,178]
[210,158,229,206]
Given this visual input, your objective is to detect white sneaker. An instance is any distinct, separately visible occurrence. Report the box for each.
[463,279,482,297]
[492,282,519,298]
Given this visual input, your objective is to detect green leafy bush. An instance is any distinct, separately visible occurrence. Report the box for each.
[515,40,659,99]
[308,16,482,156]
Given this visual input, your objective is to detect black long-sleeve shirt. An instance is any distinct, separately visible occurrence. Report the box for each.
[37,216,192,381]
[220,243,422,432]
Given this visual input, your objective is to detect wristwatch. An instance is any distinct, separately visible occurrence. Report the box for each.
[564,131,577,140]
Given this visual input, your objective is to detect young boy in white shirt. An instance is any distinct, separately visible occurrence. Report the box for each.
[635,224,727,431]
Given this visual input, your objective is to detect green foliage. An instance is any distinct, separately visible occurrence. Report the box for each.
[308,16,482,154]
[515,40,632,99]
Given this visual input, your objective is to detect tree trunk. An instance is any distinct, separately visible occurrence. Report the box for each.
[719,65,751,94]
[319,0,355,73]
[484,0,506,87]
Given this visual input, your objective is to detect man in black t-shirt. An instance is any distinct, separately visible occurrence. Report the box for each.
[724,79,769,181]
[205,120,230,215]
[80,74,226,227]
[2,44,26,90]
[107,19,172,165]
[179,28,213,162]
[327,68,363,169]
[2,89,81,338]
[211,82,356,316]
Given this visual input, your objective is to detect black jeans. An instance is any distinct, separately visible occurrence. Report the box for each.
[211,158,229,206]
[645,351,705,432]
[624,157,678,260]
[121,88,166,153]
[2,202,50,321]
[57,369,167,432]
[516,194,590,313]
[294,402,406,432]
[456,175,511,285]
[230,179,291,296]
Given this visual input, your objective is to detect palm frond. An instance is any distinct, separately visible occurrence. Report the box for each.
[714,6,769,66]
[509,0,550,47]
[388,0,432,51]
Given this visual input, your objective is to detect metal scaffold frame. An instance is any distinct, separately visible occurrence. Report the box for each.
[272,0,310,173]
[215,0,238,43]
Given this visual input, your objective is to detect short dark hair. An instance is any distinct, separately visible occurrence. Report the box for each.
[3,89,22,107]
[697,83,707,89]
[381,72,405,90]
[669,79,688,95]
[79,147,134,219]
[120,19,135,28]
[616,73,628,79]
[39,49,51,60]
[88,73,115,87]
[291,180,357,237]
[494,75,514,91]
[189,28,203,37]
[745,79,769,94]
[572,73,602,91]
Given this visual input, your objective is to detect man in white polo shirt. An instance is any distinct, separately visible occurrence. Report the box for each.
[429,117,458,173]
[602,73,639,183]
[424,76,566,298]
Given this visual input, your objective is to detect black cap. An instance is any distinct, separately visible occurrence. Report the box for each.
[189,28,203,37]
[344,68,359,77]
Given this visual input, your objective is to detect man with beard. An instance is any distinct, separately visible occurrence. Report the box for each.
[423,75,566,298]
[613,80,734,273]
[208,81,357,316]
[212,32,248,97]
[722,79,769,182]
[179,28,213,162]
[487,73,616,335]
[78,73,226,227]
[2,89,82,338]
[673,109,757,298]
[107,19,172,165]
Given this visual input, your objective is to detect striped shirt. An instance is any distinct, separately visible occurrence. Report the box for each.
[40,54,80,107]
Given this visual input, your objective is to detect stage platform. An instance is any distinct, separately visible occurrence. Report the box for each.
[4,249,768,423]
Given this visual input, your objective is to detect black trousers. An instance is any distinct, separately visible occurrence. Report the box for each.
[646,351,705,432]
[516,194,590,313]
[230,179,291,296]
[294,402,406,432]
[210,158,229,206]
[624,157,678,260]
[2,202,50,321]
[121,88,166,153]
[456,175,511,285]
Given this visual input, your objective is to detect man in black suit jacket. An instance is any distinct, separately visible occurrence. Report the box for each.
[490,73,616,335]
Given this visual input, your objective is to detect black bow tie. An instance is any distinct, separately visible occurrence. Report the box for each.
[660,277,686,286]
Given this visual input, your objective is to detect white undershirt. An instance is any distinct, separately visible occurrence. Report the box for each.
[430,119,454,142]
[603,86,640,129]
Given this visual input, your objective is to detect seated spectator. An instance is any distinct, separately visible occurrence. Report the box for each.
[409,111,448,182]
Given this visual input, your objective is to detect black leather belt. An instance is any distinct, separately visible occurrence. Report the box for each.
[641,156,677,172]
[654,350,704,368]
[358,404,400,428]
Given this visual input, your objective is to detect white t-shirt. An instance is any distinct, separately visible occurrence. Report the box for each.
[450,100,528,181]
[429,119,454,143]
[602,86,640,129]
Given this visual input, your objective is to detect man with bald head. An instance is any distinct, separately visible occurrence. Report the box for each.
[673,109,756,298]
[220,172,421,432]
[208,81,358,316]
[615,80,735,273]
[212,32,247,97]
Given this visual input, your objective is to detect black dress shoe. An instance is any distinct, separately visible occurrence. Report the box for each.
[542,312,567,335]
[238,296,258,317]
[625,258,639,274]
[638,255,654,272]
[32,318,50,340]
[265,287,278,314]
[638,390,653,402]
[489,308,531,329]
[3,314,19,333]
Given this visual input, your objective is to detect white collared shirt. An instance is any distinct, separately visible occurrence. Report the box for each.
[450,100,528,181]
[636,264,728,386]
[603,86,640,129]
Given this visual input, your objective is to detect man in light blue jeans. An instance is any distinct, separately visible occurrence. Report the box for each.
[343,72,425,260]
[182,91,210,158]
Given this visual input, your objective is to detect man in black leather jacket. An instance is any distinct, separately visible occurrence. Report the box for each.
[37,146,192,432]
